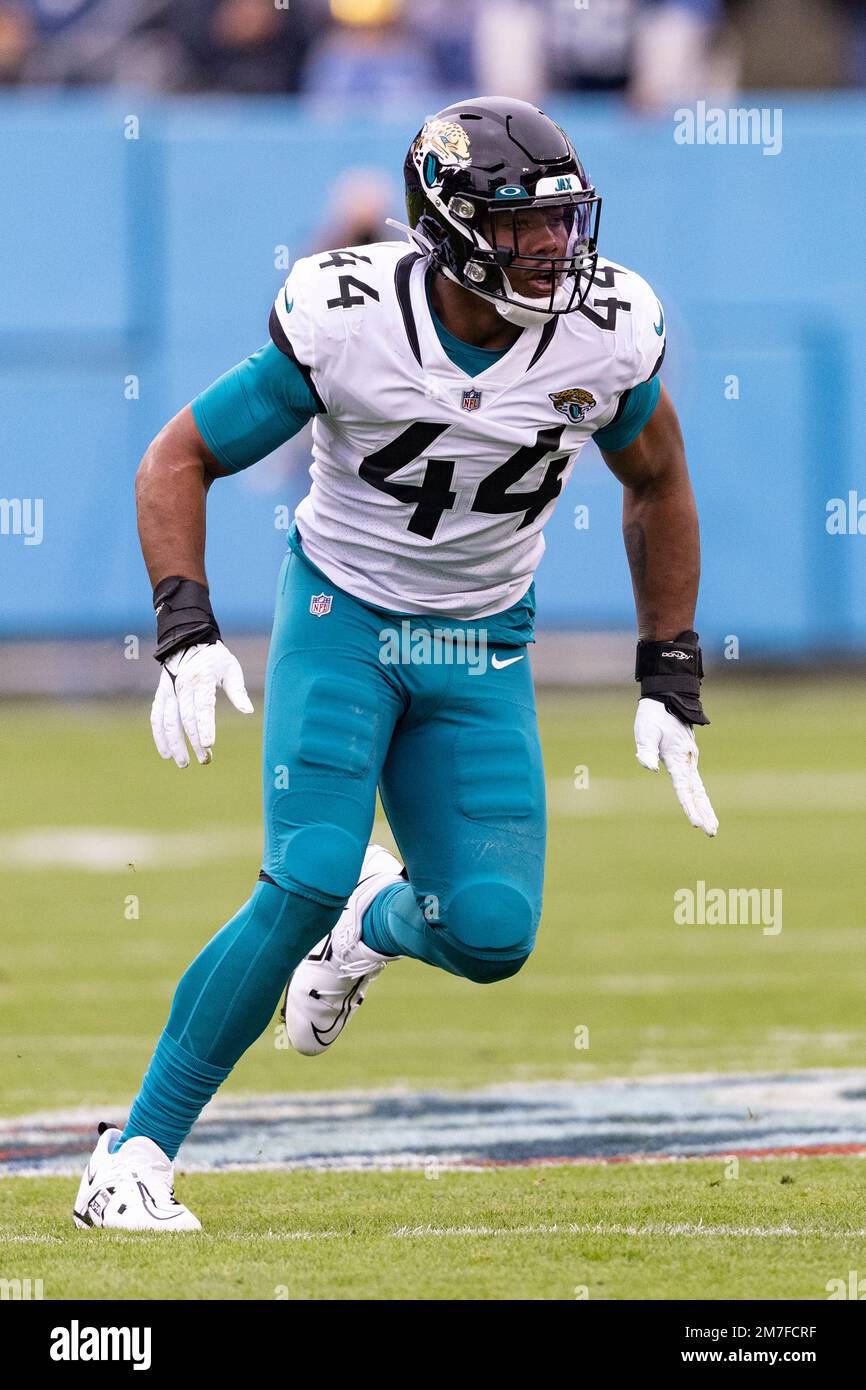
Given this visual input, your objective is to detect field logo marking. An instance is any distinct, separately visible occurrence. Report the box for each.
[3,1070,866,1177]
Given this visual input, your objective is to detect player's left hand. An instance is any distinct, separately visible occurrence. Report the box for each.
[151,640,254,768]
[634,697,718,836]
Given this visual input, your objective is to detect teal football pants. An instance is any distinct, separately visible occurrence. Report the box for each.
[122,543,546,1157]
[261,543,546,979]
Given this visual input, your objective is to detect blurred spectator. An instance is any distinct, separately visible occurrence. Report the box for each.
[630,0,738,110]
[474,1,545,102]
[313,165,401,248]
[170,0,316,94]
[536,0,638,93]
[0,5,33,83]
[516,0,734,109]
[301,0,438,106]
[1,0,861,97]
[8,0,176,88]
[0,0,318,92]
[843,0,866,86]
[406,0,477,91]
[726,0,855,90]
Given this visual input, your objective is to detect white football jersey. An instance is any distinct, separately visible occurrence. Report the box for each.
[270,241,665,619]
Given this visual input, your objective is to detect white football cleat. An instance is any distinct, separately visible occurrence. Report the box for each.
[73,1122,201,1231]
[283,844,404,1056]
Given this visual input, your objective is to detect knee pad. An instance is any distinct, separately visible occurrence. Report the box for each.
[272,823,366,908]
[442,879,537,984]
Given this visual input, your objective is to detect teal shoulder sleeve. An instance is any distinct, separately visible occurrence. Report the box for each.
[593,375,660,453]
[191,341,321,473]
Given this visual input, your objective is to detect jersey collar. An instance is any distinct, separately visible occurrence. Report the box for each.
[395,252,559,384]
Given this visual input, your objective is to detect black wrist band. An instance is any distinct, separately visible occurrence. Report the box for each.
[635,629,710,727]
[153,576,221,663]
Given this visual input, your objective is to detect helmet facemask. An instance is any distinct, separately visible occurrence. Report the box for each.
[404,101,603,328]
[450,193,601,326]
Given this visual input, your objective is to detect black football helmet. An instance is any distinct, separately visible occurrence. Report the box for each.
[403,95,601,326]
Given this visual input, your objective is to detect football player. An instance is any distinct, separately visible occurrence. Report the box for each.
[74,97,717,1231]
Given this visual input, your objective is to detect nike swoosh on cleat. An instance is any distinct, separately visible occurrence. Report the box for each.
[311,977,365,1048]
[136,1181,187,1221]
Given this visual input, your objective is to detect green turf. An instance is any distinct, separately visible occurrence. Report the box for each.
[2,1159,865,1300]
[2,682,865,1301]
[1,681,864,1115]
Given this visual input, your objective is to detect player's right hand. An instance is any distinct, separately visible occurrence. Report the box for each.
[150,640,254,768]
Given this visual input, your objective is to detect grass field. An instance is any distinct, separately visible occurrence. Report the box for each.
[4,1161,866,1300]
[1,679,865,1299]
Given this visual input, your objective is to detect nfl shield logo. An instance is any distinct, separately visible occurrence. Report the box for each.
[461,388,482,411]
[309,592,333,618]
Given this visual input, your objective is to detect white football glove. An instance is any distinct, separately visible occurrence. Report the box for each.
[634,696,719,836]
[150,640,254,768]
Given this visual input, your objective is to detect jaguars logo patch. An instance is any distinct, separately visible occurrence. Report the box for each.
[415,118,472,172]
[548,387,597,424]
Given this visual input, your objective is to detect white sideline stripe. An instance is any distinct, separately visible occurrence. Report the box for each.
[220,1230,343,1242]
[83,1231,345,1243]
[391,1222,866,1239]
[12,1223,862,1244]
[0,823,392,873]
[1,767,863,872]
[0,1230,342,1244]
[0,1234,62,1243]
[0,826,262,872]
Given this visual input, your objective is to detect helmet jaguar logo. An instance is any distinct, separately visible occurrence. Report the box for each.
[549,387,597,424]
[418,118,472,170]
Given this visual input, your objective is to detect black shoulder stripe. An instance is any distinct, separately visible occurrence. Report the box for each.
[607,386,633,428]
[648,341,666,379]
[527,316,558,370]
[395,252,423,366]
[268,304,327,413]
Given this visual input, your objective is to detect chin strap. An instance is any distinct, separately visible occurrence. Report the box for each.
[388,216,568,326]
[491,289,558,326]
[385,217,436,256]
